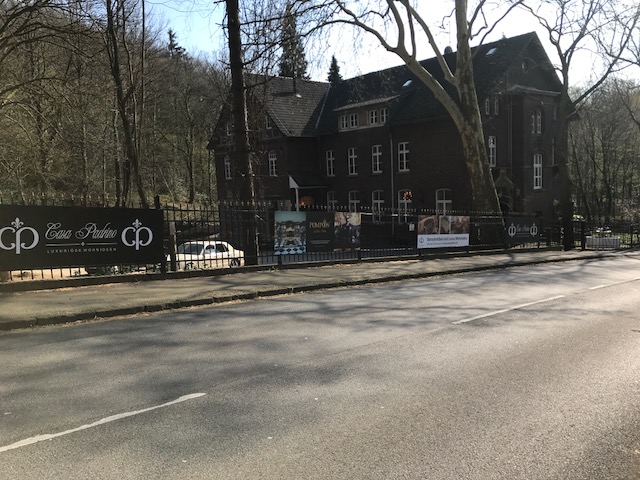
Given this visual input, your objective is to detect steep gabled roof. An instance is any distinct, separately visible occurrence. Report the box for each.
[211,32,561,146]
[246,76,329,137]
[316,31,561,133]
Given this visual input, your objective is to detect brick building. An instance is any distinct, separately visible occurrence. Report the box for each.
[210,32,564,223]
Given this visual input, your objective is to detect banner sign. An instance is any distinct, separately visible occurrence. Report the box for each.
[417,215,470,249]
[274,211,361,254]
[274,211,307,254]
[306,211,334,252]
[506,216,540,246]
[0,205,164,270]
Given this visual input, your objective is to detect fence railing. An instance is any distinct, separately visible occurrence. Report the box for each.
[2,200,635,285]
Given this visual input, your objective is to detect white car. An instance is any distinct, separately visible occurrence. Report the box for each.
[168,241,245,270]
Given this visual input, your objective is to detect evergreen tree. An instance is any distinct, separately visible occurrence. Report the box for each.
[278,2,308,79]
[327,55,342,85]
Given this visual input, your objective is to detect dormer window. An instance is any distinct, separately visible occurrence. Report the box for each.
[402,79,413,88]
[339,114,348,130]
[486,47,497,56]
[349,113,359,128]
[369,110,379,125]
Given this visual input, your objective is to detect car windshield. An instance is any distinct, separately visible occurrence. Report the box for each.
[177,243,204,255]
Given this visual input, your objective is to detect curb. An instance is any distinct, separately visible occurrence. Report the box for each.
[0,250,619,333]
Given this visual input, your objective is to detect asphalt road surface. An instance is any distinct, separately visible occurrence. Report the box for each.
[1,254,640,479]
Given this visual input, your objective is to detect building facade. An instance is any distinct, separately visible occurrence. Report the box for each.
[210,32,564,223]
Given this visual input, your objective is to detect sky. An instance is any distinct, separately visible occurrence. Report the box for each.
[146,1,630,88]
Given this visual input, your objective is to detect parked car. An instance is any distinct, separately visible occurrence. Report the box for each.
[168,241,245,270]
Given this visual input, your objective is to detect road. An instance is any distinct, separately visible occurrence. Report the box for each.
[1,254,640,479]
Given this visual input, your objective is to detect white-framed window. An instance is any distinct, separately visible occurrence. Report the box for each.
[339,114,348,130]
[380,108,388,124]
[224,155,232,180]
[398,142,409,172]
[485,98,491,115]
[268,150,278,177]
[348,190,360,212]
[369,110,379,125]
[436,189,453,215]
[533,153,543,190]
[265,116,273,130]
[348,147,358,175]
[398,189,412,223]
[372,190,384,223]
[225,121,234,140]
[349,113,359,128]
[532,109,543,134]
[371,144,383,174]
[488,136,497,167]
[326,150,335,177]
[327,191,337,210]
[494,96,499,115]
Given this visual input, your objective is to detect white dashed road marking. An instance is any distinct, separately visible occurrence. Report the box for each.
[0,393,206,453]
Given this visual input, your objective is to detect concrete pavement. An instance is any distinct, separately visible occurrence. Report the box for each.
[0,248,623,331]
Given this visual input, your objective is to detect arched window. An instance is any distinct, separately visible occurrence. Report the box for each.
[372,190,384,223]
[224,155,232,180]
[533,153,543,189]
[348,190,360,212]
[531,108,543,135]
[268,151,278,177]
[398,189,412,223]
[327,191,337,210]
[436,189,452,215]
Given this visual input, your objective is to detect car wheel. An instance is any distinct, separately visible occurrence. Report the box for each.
[229,258,240,267]
[185,262,195,270]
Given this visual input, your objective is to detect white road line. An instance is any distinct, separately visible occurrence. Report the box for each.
[589,285,608,290]
[0,393,206,454]
[452,295,566,325]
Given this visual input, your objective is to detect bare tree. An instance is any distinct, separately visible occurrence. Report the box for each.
[570,80,640,223]
[99,0,150,207]
[519,0,640,248]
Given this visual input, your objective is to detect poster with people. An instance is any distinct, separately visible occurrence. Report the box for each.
[417,214,470,248]
[333,212,361,251]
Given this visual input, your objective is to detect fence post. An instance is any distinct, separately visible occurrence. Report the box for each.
[580,221,586,251]
[168,221,177,272]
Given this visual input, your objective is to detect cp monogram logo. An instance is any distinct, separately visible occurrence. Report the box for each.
[0,217,40,254]
[121,219,153,251]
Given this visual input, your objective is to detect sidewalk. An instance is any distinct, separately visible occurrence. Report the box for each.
[0,249,622,331]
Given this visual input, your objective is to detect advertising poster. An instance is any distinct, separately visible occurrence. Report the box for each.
[417,214,470,249]
[334,212,361,251]
[274,211,306,254]
[0,205,164,270]
[506,216,540,246]
[306,212,334,252]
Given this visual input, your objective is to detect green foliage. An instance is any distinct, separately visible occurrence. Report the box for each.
[278,2,308,79]
[327,55,342,85]
[0,4,227,206]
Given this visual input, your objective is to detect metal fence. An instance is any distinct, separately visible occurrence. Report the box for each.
[2,199,636,285]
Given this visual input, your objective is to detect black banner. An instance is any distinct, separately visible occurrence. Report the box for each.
[0,205,164,270]
[306,212,334,252]
[506,215,540,246]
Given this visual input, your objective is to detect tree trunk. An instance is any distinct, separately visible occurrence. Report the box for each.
[227,0,258,265]
[453,9,501,214]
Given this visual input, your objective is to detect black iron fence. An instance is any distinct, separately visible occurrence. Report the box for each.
[1,199,635,284]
